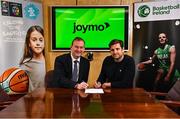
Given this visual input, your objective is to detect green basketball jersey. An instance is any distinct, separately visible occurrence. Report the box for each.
[155,44,180,78]
[155,44,172,70]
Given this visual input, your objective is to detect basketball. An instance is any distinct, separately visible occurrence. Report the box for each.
[137,63,145,71]
[0,67,29,94]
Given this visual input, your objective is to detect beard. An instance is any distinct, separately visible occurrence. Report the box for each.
[113,55,124,62]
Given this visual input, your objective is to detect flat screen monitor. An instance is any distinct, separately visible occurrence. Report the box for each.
[51,6,129,51]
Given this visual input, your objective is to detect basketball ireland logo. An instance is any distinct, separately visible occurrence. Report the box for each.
[138,5,150,17]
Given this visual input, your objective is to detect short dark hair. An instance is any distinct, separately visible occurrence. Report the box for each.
[71,37,85,46]
[108,39,124,48]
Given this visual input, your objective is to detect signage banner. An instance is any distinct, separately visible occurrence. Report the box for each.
[134,0,180,22]
[0,0,43,74]
[133,0,180,92]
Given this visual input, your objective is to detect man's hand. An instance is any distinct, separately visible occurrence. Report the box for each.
[102,83,111,88]
[76,82,89,89]
[94,82,101,88]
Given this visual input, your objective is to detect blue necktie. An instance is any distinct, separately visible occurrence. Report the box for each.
[72,60,78,82]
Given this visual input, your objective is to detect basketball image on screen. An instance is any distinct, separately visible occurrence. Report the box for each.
[51,6,129,51]
[0,67,29,94]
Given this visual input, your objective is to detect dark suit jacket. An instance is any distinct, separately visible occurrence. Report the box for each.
[53,53,90,88]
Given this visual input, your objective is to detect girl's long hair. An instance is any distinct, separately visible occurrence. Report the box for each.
[19,25,44,65]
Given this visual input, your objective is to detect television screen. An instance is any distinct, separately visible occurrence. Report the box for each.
[51,6,129,51]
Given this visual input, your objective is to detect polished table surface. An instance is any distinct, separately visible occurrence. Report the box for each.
[0,88,179,118]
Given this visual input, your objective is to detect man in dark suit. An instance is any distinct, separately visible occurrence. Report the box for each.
[53,37,90,89]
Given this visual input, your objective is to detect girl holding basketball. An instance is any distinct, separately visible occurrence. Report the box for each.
[19,25,45,92]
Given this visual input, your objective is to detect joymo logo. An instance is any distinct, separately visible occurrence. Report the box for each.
[73,22,110,33]
[138,5,150,17]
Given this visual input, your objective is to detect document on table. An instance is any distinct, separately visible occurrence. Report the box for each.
[85,88,104,94]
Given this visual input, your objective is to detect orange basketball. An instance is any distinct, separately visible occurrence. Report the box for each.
[0,67,29,94]
[0,67,18,83]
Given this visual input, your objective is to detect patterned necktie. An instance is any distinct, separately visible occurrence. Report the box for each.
[72,60,78,82]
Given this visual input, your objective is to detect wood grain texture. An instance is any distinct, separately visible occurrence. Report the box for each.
[0,88,179,118]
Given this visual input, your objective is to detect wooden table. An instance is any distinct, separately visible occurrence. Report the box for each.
[0,88,179,118]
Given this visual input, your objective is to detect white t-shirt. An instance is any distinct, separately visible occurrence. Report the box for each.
[19,58,46,92]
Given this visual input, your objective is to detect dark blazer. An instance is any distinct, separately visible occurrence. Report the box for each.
[53,53,90,88]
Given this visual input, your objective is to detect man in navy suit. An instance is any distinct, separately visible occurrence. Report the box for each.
[53,37,90,89]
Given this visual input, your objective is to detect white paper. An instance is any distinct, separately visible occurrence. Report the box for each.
[85,88,104,94]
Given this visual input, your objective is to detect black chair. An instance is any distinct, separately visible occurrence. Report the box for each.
[150,79,180,114]
[166,80,180,101]
[45,70,54,88]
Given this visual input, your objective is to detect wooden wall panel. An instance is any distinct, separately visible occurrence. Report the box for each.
[121,0,143,5]
[87,52,110,86]
[43,0,76,71]
[43,0,135,87]
[78,0,121,5]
